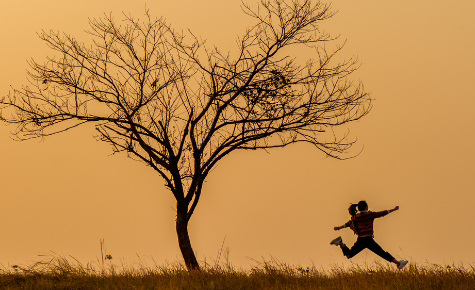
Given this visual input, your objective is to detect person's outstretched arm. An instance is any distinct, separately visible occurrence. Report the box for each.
[374,206,400,219]
[334,223,349,231]
[388,206,399,214]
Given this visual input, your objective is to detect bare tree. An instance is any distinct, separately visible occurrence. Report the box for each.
[1,0,371,270]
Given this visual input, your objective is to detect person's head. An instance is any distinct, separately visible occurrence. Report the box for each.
[348,200,368,217]
[357,200,368,212]
[348,204,358,217]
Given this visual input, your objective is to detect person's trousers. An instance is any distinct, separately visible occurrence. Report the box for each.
[341,236,395,262]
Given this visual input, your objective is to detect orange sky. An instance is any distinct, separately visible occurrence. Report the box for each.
[1,0,474,270]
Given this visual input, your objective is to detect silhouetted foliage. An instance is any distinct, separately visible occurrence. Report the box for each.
[1,0,371,270]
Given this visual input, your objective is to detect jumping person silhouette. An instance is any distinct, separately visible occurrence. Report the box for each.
[330,200,408,269]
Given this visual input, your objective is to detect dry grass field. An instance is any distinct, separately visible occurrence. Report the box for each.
[1,255,474,289]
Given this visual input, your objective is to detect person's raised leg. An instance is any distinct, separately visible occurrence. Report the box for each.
[342,237,366,259]
[366,238,408,269]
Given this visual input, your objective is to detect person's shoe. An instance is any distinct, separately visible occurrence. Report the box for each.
[397,260,408,270]
[330,236,342,246]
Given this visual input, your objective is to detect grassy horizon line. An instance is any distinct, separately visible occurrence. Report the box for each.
[1,254,474,289]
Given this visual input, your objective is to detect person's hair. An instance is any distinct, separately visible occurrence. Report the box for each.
[348,200,368,217]
[348,204,358,217]
[357,200,368,211]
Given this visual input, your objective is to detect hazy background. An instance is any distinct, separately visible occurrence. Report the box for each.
[1,0,474,269]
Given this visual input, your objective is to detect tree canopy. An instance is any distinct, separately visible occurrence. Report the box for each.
[1,0,371,270]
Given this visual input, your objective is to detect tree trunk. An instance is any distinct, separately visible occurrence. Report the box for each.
[176,206,200,271]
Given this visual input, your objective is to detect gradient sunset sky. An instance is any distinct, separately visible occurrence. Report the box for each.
[1,0,474,269]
